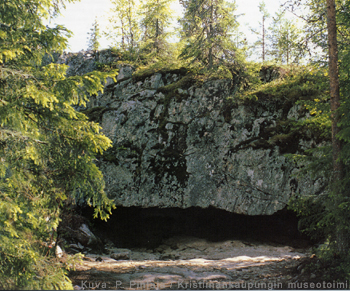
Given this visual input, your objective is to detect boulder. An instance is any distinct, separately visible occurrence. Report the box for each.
[67,242,84,253]
[109,248,131,260]
[60,50,327,216]
[75,224,100,247]
[117,66,134,81]
[92,72,326,215]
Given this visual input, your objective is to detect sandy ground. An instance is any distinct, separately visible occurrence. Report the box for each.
[69,236,311,290]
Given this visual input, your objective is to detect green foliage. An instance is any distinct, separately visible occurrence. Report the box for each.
[106,0,141,51]
[288,194,330,241]
[131,49,251,92]
[250,1,270,62]
[104,0,244,74]
[282,0,328,64]
[179,0,239,69]
[87,18,101,51]
[294,238,350,281]
[0,0,116,289]
[245,66,333,241]
[241,65,334,245]
[283,1,350,269]
[139,0,175,57]
[105,0,179,62]
[268,10,304,64]
[239,65,329,103]
[132,63,190,82]
[95,48,142,70]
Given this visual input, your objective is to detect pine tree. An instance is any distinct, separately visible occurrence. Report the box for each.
[325,0,349,255]
[179,0,239,69]
[0,0,116,289]
[87,18,101,51]
[283,0,350,259]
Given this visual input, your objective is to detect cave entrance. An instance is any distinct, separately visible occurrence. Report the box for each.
[87,206,310,249]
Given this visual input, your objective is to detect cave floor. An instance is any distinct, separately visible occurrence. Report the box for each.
[69,236,316,290]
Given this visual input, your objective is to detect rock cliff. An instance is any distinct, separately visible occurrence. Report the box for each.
[61,50,326,215]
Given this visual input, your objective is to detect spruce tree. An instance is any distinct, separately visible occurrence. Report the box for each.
[179,0,238,69]
[87,18,101,51]
[268,10,302,64]
[139,0,174,56]
[0,0,116,289]
[251,1,270,62]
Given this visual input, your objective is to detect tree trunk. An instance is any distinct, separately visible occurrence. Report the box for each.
[121,19,126,50]
[327,0,343,184]
[262,15,265,62]
[155,0,160,53]
[155,18,160,53]
[128,0,134,50]
[326,0,348,254]
[208,1,214,69]
[286,32,289,64]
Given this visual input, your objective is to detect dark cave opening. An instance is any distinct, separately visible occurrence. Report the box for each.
[84,206,311,250]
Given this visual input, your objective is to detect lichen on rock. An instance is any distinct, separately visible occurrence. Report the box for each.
[60,51,327,216]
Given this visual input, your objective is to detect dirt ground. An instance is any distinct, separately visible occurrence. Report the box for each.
[68,236,325,290]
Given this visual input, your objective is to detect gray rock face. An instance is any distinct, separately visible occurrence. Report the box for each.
[85,70,325,216]
[61,51,326,215]
[57,49,124,76]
